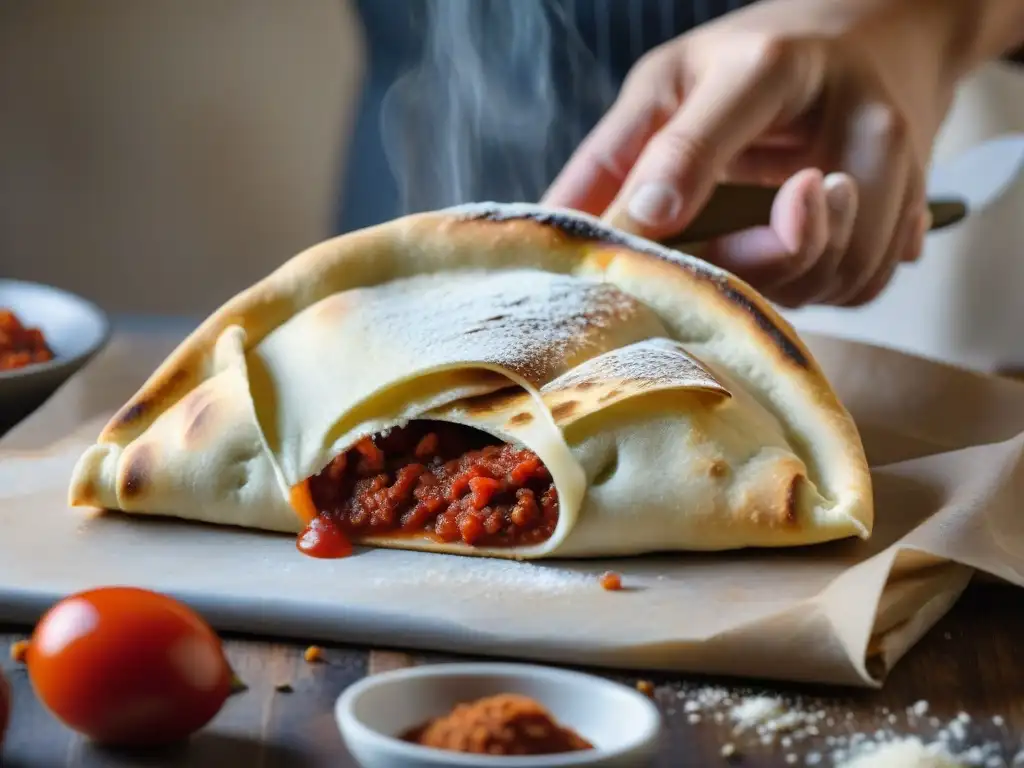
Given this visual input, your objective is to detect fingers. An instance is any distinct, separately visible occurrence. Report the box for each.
[603,42,818,240]
[824,112,925,307]
[818,103,911,306]
[541,51,679,216]
[769,172,859,307]
[906,207,932,261]
[840,181,927,306]
[702,168,828,291]
[541,93,664,216]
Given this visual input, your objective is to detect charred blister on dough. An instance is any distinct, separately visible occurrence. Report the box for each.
[119,444,155,500]
[76,481,98,506]
[506,411,534,427]
[785,475,804,525]
[462,204,810,370]
[110,369,190,431]
[461,389,529,416]
[733,459,806,529]
[718,284,809,370]
[549,401,579,421]
[708,459,730,479]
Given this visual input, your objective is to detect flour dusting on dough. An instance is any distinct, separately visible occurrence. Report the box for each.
[538,338,731,425]
[543,338,720,394]
[328,269,666,386]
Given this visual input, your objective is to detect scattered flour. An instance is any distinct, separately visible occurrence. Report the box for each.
[730,695,786,733]
[838,737,964,767]
[649,682,1017,766]
[364,553,595,596]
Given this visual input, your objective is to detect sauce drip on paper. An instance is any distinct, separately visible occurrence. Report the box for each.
[296,515,354,559]
[291,484,354,559]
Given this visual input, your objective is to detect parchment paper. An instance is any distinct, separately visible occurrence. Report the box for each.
[1,330,1022,688]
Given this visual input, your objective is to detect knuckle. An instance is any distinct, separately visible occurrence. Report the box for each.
[750,36,801,79]
[626,46,675,88]
[651,129,716,181]
[858,102,909,150]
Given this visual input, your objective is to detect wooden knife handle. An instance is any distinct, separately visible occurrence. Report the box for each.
[658,183,967,250]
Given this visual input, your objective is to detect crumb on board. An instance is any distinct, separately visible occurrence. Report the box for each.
[599,571,623,591]
[636,680,655,698]
[9,640,29,663]
[304,645,325,663]
[275,682,294,693]
[230,673,248,695]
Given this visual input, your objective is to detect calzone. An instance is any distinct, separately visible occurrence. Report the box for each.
[68,203,872,560]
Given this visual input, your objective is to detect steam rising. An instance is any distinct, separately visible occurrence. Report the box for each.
[380,0,615,214]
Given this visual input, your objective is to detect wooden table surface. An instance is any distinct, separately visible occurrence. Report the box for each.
[0,581,1021,767]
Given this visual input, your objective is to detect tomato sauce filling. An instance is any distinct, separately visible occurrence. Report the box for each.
[0,309,54,372]
[302,421,558,549]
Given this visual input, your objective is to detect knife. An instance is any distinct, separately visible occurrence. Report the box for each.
[659,133,1024,247]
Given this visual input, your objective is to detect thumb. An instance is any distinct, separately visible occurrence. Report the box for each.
[604,51,805,241]
[542,94,664,216]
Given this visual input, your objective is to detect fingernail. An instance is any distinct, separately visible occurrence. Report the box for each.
[626,182,683,227]
[823,173,855,215]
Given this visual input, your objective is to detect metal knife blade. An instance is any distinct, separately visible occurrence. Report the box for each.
[659,133,1024,248]
[926,132,1024,213]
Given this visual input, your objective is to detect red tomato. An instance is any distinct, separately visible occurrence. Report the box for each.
[27,587,232,746]
[0,666,9,748]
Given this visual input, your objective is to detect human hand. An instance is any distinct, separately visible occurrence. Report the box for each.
[542,0,969,308]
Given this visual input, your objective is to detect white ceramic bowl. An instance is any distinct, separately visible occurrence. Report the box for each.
[0,279,110,433]
[335,663,662,768]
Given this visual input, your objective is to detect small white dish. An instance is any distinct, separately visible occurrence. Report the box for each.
[0,279,110,432]
[335,662,662,768]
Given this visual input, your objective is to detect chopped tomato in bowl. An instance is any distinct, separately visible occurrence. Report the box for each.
[0,309,54,372]
[0,279,109,433]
